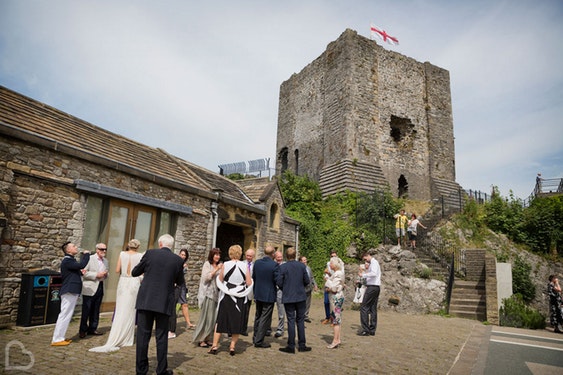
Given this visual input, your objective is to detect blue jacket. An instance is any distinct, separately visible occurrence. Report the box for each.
[132,247,185,316]
[276,260,309,303]
[60,253,90,296]
[252,256,279,303]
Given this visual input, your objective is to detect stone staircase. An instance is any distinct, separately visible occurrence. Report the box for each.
[412,244,450,281]
[448,280,487,320]
[319,159,388,197]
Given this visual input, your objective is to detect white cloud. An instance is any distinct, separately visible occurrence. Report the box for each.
[1,0,562,199]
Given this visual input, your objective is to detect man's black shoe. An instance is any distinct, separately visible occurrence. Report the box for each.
[357,331,370,336]
[304,318,312,323]
[254,343,271,348]
[79,332,86,338]
[298,346,312,352]
[89,331,104,336]
[369,332,375,336]
[279,347,295,354]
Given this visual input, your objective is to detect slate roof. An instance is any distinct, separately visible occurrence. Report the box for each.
[0,85,257,208]
[236,177,278,203]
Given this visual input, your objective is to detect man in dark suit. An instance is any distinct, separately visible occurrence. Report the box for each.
[276,247,311,354]
[51,241,90,346]
[252,245,279,348]
[132,234,185,375]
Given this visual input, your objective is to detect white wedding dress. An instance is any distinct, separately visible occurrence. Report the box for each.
[89,251,144,352]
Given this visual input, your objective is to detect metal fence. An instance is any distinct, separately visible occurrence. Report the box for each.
[526,177,563,206]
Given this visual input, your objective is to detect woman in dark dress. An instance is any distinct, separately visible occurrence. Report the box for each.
[548,274,563,333]
[209,244,252,355]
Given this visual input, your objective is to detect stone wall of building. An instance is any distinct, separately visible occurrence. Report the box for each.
[0,137,212,325]
[276,29,456,200]
[253,184,298,257]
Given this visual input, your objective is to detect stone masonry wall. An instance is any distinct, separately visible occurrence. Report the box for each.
[276,29,455,201]
[485,253,499,324]
[0,137,211,326]
[253,185,297,258]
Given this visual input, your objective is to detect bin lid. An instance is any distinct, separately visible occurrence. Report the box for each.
[27,268,60,275]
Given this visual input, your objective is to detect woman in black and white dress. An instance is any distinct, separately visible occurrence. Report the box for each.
[208,244,253,355]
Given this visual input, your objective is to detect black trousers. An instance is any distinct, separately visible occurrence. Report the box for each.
[284,300,307,350]
[136,309,169,375]
[80,282,103,333]
[360,285,380,334]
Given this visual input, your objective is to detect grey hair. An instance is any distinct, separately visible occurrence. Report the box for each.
[158,234,174,249]
[330,257,342,270]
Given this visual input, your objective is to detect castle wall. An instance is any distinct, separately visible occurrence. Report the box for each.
[277,57,326,180]
[424,62,456,182]
[276,29,456,201]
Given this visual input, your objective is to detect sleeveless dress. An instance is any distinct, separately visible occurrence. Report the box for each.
[89,251,144,352]
[215,260,252,334]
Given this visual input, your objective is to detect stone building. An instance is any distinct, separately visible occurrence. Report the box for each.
[0,86,298,328]
[276,29,461,200]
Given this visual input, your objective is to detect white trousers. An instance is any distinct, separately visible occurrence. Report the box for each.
[52,293,79,343]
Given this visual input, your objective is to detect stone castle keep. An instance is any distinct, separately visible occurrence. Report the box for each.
[276,29,460,200]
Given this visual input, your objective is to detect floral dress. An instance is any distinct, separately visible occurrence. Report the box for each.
[548,281,563,328]
[325,269,345,325]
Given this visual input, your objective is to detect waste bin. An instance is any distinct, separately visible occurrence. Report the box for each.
[17,269,62,326]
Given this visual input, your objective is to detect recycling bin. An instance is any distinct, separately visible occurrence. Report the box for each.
[17,269,62,326]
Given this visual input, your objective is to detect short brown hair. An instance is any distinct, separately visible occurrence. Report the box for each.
[286,247,296,260]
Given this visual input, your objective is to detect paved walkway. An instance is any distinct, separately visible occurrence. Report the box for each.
[2,296,557,374]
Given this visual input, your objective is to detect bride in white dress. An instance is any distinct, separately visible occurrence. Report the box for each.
[90,239,144,353]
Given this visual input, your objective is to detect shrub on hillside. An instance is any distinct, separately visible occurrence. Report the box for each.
[499,294,545,329]
[512,255,536,303]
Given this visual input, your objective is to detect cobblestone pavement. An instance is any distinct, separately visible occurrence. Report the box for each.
[1,297,482,375]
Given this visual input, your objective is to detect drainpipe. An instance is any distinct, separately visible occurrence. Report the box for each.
[210,189,223,249]
[295,224,300,256]
[211,201,218,248]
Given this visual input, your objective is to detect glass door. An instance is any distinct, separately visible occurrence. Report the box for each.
[102,200,156,311]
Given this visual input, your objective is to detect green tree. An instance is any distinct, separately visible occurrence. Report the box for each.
[521,195,563,255]
[483,187,525,242]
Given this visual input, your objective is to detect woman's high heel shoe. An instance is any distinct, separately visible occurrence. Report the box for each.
[229,347,236,356]
[327,342,340,349]
[208,346,218,355]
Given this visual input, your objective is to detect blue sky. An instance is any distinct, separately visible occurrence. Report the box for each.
[1,0,562,200]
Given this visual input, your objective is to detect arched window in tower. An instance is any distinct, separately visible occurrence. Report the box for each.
[269,203,280,230]
[398,175,408,198]
[294,149,299,175]
[279,147,288,174]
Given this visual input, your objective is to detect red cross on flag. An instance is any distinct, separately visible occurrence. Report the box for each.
[370,24,399,46]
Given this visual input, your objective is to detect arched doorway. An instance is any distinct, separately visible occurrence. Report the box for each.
[215,223,245,261]
[398,175,408,198]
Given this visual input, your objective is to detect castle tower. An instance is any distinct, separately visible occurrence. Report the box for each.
[276,29,458,200]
